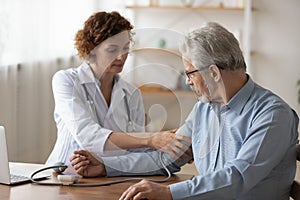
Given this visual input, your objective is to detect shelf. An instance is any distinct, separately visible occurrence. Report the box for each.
[125,5,246,11]
[142,89,194,96]
[131,47,180,56]
[139,85,193,97]
[131,48,256,60]
[127,0,255,73]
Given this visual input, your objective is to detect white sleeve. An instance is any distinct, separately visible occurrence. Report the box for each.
[52,70,112,155]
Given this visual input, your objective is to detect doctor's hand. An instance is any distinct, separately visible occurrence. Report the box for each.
[149,129,192,161]
[119,179,172,200]
[70,150,107,177]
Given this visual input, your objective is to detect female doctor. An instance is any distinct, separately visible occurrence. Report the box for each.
[46,11,191,165]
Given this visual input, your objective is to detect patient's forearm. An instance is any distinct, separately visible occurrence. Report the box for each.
[102,149,189,177]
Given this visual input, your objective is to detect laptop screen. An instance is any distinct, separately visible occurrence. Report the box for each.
[0,126,11,184]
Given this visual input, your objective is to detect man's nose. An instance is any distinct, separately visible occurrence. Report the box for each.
[186,77,193,85]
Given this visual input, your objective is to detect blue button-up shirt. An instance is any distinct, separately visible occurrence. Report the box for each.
[103,76,299,199]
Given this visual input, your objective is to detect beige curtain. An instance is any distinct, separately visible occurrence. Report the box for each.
[0,0,95,163]
[0,57,80,163]
[0,65,19,159]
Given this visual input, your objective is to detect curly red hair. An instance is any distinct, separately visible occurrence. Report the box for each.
[75,11,133,60]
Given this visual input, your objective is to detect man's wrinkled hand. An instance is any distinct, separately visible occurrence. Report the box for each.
[69,150,106,177]
[119,179,172,200]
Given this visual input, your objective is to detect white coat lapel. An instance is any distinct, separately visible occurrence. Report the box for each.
[105,77,130,132]
[77,62,98,101]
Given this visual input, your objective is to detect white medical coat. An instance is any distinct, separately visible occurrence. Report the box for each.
[46,62,145,165]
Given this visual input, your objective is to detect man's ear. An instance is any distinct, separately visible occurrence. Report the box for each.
[209,65,222,82]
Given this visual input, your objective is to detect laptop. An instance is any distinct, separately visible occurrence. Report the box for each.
[0,126,48,185]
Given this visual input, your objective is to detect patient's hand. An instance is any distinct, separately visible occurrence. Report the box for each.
[70,150,106,177]
[149,129,192,161]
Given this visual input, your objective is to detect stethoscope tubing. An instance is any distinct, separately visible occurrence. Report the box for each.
[82,84,134,132]
[30,152,171,186]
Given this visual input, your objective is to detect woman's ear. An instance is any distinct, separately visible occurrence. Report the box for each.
[90,49,96,56]
[209,65,222,82]
[88,49,96,63]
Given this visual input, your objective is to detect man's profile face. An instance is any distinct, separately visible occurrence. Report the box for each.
[182,58,210,102]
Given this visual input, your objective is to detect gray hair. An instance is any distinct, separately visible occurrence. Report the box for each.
[179,22,246,71]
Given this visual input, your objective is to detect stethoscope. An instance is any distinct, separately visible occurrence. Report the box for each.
[82,84,134,132]
[30,151,171,186]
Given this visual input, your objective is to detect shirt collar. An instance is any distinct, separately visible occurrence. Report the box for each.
[226,74,254,114]
[78,61,97,84]
[78,61,133,96]
[114,75,134,96]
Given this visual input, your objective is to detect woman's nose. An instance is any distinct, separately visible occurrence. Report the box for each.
[116,53,123,60]
[116,51,128,60]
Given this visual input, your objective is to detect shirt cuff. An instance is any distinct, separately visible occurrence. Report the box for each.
[84,128,112,156]
[99,128,113,153]
[102,156,124,177]
[170,180,191,200]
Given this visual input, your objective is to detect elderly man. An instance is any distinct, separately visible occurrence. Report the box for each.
[70,22,299,200]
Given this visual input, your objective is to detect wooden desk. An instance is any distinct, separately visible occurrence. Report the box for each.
[0,163,193,200]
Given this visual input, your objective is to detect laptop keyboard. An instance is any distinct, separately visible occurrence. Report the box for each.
[10,174,29,182]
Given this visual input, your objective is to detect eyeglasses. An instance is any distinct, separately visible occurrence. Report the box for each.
[185,65,224,80]
[185,69,201,80]
[185,65,209,80]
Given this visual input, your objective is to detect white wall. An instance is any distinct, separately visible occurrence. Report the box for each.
[0,0,98,65]
[251,0,300,115]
